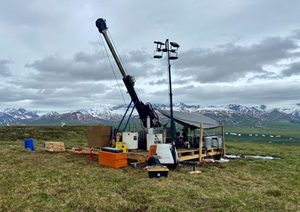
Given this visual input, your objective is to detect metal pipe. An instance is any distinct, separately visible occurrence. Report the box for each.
[166,39,176,139]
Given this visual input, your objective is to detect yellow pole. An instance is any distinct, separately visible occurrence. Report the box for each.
[193,129,196,146]
[222,122,225,157]
[199,122,203,162]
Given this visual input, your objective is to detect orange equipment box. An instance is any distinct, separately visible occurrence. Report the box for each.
[98,151,127,168]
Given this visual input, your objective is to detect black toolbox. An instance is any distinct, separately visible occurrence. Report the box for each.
[101,147,123,153]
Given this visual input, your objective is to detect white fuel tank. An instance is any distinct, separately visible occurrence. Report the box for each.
[122,132,138,150]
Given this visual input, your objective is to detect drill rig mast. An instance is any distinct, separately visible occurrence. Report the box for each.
[95,18,161,128]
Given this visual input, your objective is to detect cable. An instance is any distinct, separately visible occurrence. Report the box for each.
[98,34,117,106]
[100,34,127,105]
[108,31,128,76]
[203,130,211,137]
[107,31,141,131]
[212,145,223,160]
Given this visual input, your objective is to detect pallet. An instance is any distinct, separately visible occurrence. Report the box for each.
[177,149,200,161]
[45,142,65,152]
[46,149,65,152]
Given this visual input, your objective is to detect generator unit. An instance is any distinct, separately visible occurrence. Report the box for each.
[122,132,138,150]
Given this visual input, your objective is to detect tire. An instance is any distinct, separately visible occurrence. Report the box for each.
[167,164,178,169]
[148,156,160,166]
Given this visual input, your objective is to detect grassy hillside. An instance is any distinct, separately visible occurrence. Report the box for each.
[0,126,88,143]
[202,126,300,145]
[1,126,300,211]
[224,127,300,145]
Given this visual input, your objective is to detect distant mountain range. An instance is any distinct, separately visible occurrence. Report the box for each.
[1,103,300,127]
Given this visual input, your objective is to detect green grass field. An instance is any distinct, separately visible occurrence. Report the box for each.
[1,126,300,211]
[204,126,300,145]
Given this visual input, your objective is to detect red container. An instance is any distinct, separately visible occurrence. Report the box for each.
[98,151,127,168]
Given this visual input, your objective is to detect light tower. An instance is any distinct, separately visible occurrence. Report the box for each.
[154,39,180,139]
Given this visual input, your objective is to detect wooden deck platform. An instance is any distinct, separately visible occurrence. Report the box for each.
[127,147,223,162]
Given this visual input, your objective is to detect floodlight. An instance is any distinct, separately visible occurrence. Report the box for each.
[154,41,164,45]
[170,42,180,48]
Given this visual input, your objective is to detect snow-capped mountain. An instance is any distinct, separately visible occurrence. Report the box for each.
[225,104,267,115]
[0,108,39,124]
[83,105,124,120]
[1,103,300,125]
[277,105,300,119]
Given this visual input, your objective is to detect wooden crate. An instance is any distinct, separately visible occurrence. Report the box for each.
[45,142,65,152]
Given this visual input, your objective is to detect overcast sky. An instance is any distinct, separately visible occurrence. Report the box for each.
[1,0,300,112]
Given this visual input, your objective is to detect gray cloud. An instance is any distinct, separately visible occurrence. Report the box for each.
[149,79,168,85]
[24,48,160,85]
[148,81,300,107]
[0,59,13,77]
[116,50,160,78]
[176,36,299,83]
[149,78,191,86]
[73,52,98,64]
[24,54,117,83]
[281,62,300,77]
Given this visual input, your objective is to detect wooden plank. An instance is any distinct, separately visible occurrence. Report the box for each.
[178,151,223,161]
[178,154,199,161]
[188,171,201,175]
[81,148,101,154]
[45,142,64,144]
[177,148,198,154]
[206,151,222,156]
[176,149,200,159]
[127,152,148,162]
[193,150,200,155]
[46,149,65,152]
[179,151,193,157]
[206,147,216,151]
[199,123,203,162]
[130,149,144,152]
[93,150,100,155]
[222,122,225,157]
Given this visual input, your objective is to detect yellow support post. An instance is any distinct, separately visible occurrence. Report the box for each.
[199,122,203,162]
[222,122,225,157]
[193,129,196,146]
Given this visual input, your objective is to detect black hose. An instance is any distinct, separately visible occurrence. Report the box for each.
[212,145,223,160]
[203,147,209,158]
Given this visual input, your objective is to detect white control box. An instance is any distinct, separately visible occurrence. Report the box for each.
[147,134,163,151]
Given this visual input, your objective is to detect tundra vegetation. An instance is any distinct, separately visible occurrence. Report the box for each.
[0,126,300,211]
